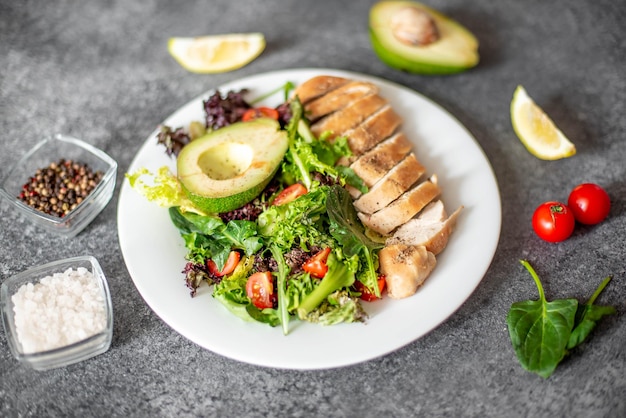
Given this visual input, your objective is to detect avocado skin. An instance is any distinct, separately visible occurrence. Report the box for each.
[182,165,278,214]
[369,29,474,75]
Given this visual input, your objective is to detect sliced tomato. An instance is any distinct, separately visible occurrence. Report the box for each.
[272,183,307,206]
[206,251,241,277]
[302,247,332,279]
[246,271,274,309]
[242,106,279,122]
[354,276,386,302]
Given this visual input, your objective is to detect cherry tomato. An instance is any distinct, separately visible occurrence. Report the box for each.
[567,183,611,225]
[354,276,386,302]
[532,201,575,243]
[246,271,274,309]
[242,106,279,122]
[302,247,332,279]
[272,183,307,206]
[206,251,241,277]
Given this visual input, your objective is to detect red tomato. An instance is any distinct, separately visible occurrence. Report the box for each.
[206,251,241,277]
[246,271,274,309]
[242,106,279,122]
[532,201,575,243]
[272,183,307,206]
[302,247,332,279]
[354,276,386,302]
[567,183,611,225]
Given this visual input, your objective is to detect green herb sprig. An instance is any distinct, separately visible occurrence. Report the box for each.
[506,260,616,378]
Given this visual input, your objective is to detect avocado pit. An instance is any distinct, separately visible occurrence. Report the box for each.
[391,6,440,46]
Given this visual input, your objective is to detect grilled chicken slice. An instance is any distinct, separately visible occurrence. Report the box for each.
[311,94,388,140]
[345,132,413,198]
[342,105,403,156]
[379,244,436,299]
[387,200,463,255]
[293,75,349,104]
[353,153,425,214]
[304,81,379,122]
[358,176,440,235]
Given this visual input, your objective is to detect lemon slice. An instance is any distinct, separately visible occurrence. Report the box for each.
[510,85,576,160]
[168,33,265,74]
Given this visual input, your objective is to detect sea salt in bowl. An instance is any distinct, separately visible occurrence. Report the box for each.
[0,134,117,238]
[0,256,113,370]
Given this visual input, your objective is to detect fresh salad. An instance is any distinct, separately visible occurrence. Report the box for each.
[127,83,387,335]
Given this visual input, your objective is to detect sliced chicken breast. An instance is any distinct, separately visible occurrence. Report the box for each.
[386,200,463,255]
[349,132,413,183]
[353,153,425,214]
[293,75,350,104]
[304,81,379,122]
[343,105,403,156]
[310,94,388,139]
[358,176,440,235]
[379,244,436,299]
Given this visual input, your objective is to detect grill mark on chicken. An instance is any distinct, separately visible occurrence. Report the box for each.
[342,105,403,156]
[311,93,388,140]
[294,75,350,104]
[353,153,425,214]
[358,176,441,236]
[305,81,379,122]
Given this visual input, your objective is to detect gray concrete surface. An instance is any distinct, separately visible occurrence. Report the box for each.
[0,1,624,416]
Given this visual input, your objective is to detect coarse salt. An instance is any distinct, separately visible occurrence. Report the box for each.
[11,267,107,354]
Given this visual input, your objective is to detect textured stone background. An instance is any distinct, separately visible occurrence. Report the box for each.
[1,1,624,416]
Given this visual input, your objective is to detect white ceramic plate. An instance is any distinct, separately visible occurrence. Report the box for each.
[117,68,501,370]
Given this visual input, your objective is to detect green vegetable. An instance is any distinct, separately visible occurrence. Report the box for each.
[257,187,333,252]
[567,276,616,349]
[281,98,366,193]
[270,245,291,335]
[325,185,383,296]
[507,260,615,378]
[297,251,355,319]
[309,290,367,326]
[126,166,200,214]
[169,207,262,269]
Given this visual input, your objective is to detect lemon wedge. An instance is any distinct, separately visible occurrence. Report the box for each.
[510,85,576,160]
[168,33,265,74]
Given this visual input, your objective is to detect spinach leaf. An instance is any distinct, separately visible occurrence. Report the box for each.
[506,260,578,378]
[507,260,616,378]
[325,185,383,295]
[567,276,616,350]
[169,207,263,269]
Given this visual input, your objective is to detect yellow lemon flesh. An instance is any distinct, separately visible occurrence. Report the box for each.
[168,33,265,73]
[510,85,576,160]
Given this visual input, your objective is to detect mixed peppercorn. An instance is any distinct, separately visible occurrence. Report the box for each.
[18,159,103,217]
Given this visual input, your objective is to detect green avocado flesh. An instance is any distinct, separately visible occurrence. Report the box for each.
[369,1,479,75]
[177,118,289,213]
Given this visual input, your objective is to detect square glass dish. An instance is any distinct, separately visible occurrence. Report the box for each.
[0,134,117,237]
[0,255,113,371]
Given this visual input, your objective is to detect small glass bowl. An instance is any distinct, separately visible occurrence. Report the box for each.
[0,256,113,371]
[0,134,117,238]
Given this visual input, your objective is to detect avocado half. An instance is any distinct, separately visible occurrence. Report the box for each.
[177,118,288,213]
[369,1,479,75]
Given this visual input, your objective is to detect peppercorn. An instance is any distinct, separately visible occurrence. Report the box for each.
[18,159,103,217]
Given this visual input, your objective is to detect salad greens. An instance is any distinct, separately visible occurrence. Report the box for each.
[506,260,615,378]
[127,84,382,335]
